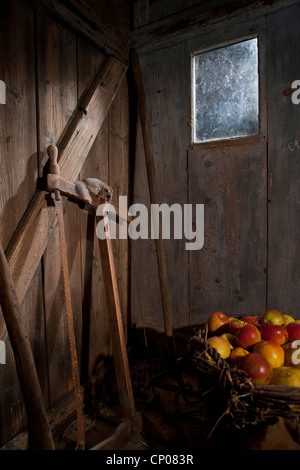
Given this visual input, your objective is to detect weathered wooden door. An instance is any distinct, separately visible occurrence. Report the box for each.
[188,2,300,324]
[188,18,268,324]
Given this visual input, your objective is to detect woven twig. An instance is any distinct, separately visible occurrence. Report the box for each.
[188,330,300,427]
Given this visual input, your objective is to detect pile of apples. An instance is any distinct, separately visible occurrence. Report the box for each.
[204,309,300,387]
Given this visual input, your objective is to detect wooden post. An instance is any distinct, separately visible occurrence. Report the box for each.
[0,241,55,450]
[97,209,138,429]
[130,48,174,340]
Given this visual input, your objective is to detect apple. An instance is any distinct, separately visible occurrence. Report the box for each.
[241,353,273,386]
[235,323,261,349]
[220,333,236,348]
[207,312,229,335]
[261,323,288,345]
[230,347,249,367]
[271,366,300,387]
[253,340,284,369]
[228,319,247,336]
[261,309,285,325]
[286,322,300,341]
[284,314,295,326]
[282,341,294,350]
[242,316,262,329]
[284,347,300,369]
[206,336,231,360]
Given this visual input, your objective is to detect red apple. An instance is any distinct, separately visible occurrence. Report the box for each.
[286,322,300,341]
[242,316,262,329]
[228,319,247,336]
[241,352,273,385]
[207,312,229,335]
[261,323,288,345]
[253,340,284,369]
[235,323,261,349]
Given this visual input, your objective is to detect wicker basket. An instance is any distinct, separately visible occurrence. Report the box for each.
[188,326,300,429]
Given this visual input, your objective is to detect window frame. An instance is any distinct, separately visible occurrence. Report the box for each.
[187,25,266,149]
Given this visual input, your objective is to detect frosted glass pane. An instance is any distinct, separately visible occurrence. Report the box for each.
[193,38,259,143]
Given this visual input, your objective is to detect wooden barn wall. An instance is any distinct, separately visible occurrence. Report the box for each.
[131,1,300,332]
[0,0,130,446]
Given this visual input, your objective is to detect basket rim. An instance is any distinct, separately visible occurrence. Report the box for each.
[188,325,300,398]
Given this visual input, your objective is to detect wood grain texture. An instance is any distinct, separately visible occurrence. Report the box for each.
[0,0,37,251]
[0,239,55,449]
[267,3,300,318]
[5,48,127,311]
[188,143,267,324]
[108,77,130,339]
[98,215,136,424]
[130,45,188,331]
[76,38,111,379]
[0,0,131,447]
[31,0,129,64]
[36,12,79,407]
[0,0,43,445]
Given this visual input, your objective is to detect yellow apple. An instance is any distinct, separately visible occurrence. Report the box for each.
[206,336,231,360]
[284,314,295,326]
[271,366,300,387]
[230,347,249,366]
[261,309,285,326]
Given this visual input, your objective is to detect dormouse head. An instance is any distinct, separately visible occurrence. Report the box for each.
[99,185,113,202]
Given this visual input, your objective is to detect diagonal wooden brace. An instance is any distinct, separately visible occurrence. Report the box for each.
[5,56,127,311]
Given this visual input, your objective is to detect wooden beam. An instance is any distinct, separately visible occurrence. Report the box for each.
[30,0,129,64]
[5,56,127,311]
[131,0,300,52]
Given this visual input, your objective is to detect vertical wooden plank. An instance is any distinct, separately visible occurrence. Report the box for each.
[108,78,130,338]
[0,0,40,445]
[36,10,79,406]
[131,44,189,331]
[76,37,110,379]
[267,3,300,318]
[0,0,37,251]
[36,12,78,176]
[188,143,267,324]
[21,264,49,406]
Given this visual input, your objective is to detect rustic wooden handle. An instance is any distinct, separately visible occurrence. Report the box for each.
[0,240,55,449]
[47,144,60,176]
[47,145,61,200]
[131,49,174,339]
